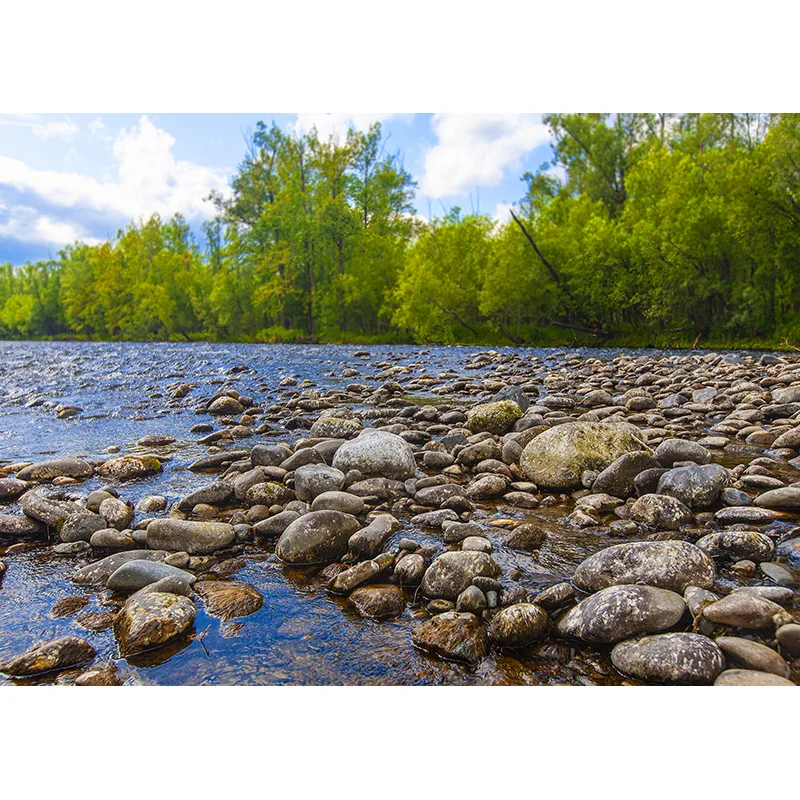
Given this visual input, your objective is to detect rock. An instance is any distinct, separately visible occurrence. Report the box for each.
[535,582,575,610]
[714,507,777,525]
[410,509,459,528]
[194,581,263,619]
[246,482,291,506]
[106,559,195,593]
[0,477,29,502]
[753,486,800,509]
[21,492,81,528]
[702,593,784,629]
[178,482,234,510]
[311,490,365,515]
[60,511,107,543]
[328,552,394,594]
[654,439,711,466]
[716,636,790,677]
[489,385,531,412]
[556,584,686,644]
[421,551,500,600]
[456,585,488,614]
[49,595,90,618]
[415,483,464,506]
[0,513,46,540]
[488,603,548,648]
[96,456,161,481]
[760,561,800,587]
[628,494,692,530]
[90,528,135,549]
[253,510,301,538]
[75,610,117,631]
[394,553,426,586]
[275,510,361,565]
[208,395,244,415]
[502,523,547,550]
[293,464,345,502]
[695,531,775,562]
[656,464,730,509]
[714,670,795,686]
[461,536,492,553]
[16,458,93,482]
[349,584,406,619]
[466,400,523,435]
[332,429,416,480]
[611,633,726,684]
[99,497,134,529]
[251,444,290,468]
[71,550,167,584]
[146,519,235,555]
[573,541,716,593]
[592,452,659,498]
[136,495,168,513]
[466,474,507,499]
[309,415,363,439]
[411,611,489,665]
[519,422,644,491]
[114,592,196,655]
[0,636,96,677]
[776,623,800,657]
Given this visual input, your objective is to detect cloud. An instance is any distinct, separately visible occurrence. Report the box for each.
[0,115,230,225]
[420,114,552,198]
[292,113,411,143]
[0,204,101,248]
[492,202,514,225]
[32,119,80,141]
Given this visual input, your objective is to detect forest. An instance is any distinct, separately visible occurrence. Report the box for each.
[1,113,799,348]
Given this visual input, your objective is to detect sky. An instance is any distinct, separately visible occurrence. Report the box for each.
[0,113,556,264]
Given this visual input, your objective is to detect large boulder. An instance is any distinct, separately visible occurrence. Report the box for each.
[275,510,361,565]
[421,551,500,600]
[573,541,716,593]
[114,592,196,656]
[145,519,235,555]
[611,632,726,684]
[466,400,523,435]
[656,464,730,509]
[332,429,416,480]
[411,611,489,665]
[16,458,93,482]
[555,584,686,644]
[519,422,643,490]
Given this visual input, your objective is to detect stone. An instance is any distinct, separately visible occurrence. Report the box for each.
[136,495,168,513]
[753,486,800,509]
[146,519,235,555]
[21,492,81,528]
[0,477,28,502]
[456,585,488,614]
[208,395,245,415]
[519,422,644,491]
[466,474,508,499]
[502,523,547,551]
[275,510,361,565]
[90,528,135,549]
[59,511,107,543]
[194,581,264,619]
[293,464,346,502]
[394,553,426,586]
[253,510,301,538]
[309,415,363,440]
[656,464,730,509]
[611,632,726,684]
[114,591,196,656]
[695,531,775,562]
[702,593,784,629]
[328,552,394,594]
[96,456,161,481]
[714,670,795,686]
[555,584,686,644]
[490,385,531,411]
[246,482,291,506]
[421,551,500,600]
[574,541,716,593]
[71,550,169,585]
[466,400,523,435]
[16,458,93,482]
[106,559,196,592]
[654,439,711,467]
[776,623,800,657]
[535,582,575,610]
[99,497,134,530]
[592,451,659,498]
[629,494,692,530]
[178,482,234,510]
[0,513,46,540]
[716,636,790,677]
[714,507,777,525]
[0,636,96,677]
[311,490,365,515]
[488,603,548,648]
[332,429,416,480]
[411,611,489,665]
[346,514,400,559]
[349,584,406,619]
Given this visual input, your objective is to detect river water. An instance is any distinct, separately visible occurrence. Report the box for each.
[0,341,778,685]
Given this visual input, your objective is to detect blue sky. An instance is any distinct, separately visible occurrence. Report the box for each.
[0,113,556,264]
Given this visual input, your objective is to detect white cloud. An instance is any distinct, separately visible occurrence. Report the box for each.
[492,202,514,225]
[420,114,552,198]
[292,113,411,143]
[32,119,80,141]
[0,204,101,248]
[0,115,230,224]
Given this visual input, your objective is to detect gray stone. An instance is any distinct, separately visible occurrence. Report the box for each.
[293,464,345,502]
[332,429,416,480]
[421,551,500,600]
[695,530,775,562]
[488,603,548,648]
[106,559,195,593]
[16,458,93,482]
[275,510,361,565]
[654,439,711,467]
[411,611,489,665]
[656,464,730,509]
[629,494,692,530]
[146,519,235,555]
[611,633,726,684]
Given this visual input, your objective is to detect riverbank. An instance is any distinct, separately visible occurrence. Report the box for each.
[0,344,798,685]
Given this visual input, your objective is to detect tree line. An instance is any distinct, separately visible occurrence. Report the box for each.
[2,113,799,348]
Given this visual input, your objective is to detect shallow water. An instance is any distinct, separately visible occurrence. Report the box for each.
[0,342,785,685]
